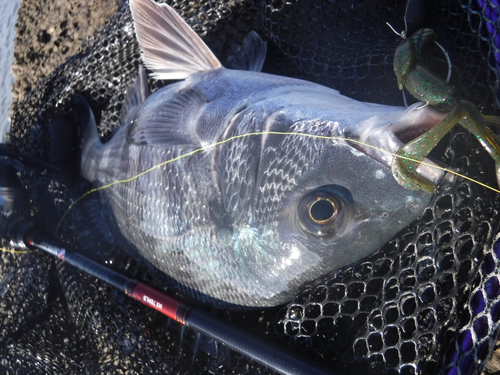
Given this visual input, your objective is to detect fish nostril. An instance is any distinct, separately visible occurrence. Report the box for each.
[309,199,336,223]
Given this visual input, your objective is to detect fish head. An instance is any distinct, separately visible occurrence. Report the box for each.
[228,92,449,303]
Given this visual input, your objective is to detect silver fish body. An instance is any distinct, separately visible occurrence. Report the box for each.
[78,0,446,307]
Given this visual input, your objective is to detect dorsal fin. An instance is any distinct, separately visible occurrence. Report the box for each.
[130,0,222,80]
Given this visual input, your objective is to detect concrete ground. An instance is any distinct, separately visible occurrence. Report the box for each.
[11,0,122,103]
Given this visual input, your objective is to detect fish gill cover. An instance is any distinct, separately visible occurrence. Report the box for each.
[1,0,500,374]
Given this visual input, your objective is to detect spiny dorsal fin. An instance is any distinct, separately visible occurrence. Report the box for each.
[130,0,222,80]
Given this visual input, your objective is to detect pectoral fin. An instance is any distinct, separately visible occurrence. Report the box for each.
[73,94,102,182]
[122,66,150,126]
[225,31,267,72]
[73,94,100,156]
[127,87,207,146]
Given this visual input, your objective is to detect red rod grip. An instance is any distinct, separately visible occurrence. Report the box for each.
[130,282,189,324]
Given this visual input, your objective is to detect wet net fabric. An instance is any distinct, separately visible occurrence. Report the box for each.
[2,0,500,374]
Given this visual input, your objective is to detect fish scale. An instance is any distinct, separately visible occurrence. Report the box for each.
[253,121,325,221]
[219,108,263,223]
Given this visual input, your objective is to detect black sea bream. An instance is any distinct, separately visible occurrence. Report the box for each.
[77,0,448,307]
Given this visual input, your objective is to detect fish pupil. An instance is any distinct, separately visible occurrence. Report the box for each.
[310,199,336,223]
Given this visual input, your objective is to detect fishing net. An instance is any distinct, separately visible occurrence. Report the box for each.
[2,0,500,374]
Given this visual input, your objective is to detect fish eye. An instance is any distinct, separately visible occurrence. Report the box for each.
[309,198,337,223]
[298,187,352,238]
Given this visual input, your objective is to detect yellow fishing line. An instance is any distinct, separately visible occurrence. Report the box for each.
[0,247,33,255]
[57,131,500,230]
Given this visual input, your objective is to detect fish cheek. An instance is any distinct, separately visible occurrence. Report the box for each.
[274,157,378,267]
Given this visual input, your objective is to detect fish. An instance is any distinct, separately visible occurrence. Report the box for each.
[75,0,450,308]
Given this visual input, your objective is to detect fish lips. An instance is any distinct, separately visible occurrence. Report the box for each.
[358,103,453,189]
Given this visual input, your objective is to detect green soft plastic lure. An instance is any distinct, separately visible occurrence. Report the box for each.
[392,28,500,193]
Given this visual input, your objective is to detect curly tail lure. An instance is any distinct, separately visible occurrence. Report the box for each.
[390,27,500,194]
[389,19,500,375]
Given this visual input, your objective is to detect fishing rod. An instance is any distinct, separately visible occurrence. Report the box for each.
[3,215,339,375]
[0,152,339,375]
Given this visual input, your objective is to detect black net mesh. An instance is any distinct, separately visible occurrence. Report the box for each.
[2,0,500,374]
[275,129,500,375]
[261,0,500,112]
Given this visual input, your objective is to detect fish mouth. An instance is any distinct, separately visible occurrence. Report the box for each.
[391,119,435,144]
[389,103,447,145]
[358,102,453,190]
